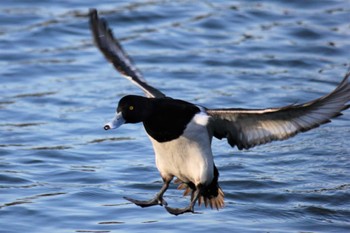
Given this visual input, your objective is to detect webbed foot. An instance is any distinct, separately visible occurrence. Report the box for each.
[165,205,202,215]
[124,196,167,207]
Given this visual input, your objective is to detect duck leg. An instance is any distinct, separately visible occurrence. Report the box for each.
[165,186,201,215]
[124,178,171,207]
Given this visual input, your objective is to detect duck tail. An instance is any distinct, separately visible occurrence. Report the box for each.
[198,186,225,210]
[175,166,225,210]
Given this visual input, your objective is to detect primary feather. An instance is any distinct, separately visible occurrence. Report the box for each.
[207,71,350,150]
[89,9,165,98]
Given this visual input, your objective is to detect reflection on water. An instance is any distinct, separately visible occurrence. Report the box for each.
[1,1,349,233]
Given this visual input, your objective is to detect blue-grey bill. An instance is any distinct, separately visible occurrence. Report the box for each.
[104,112,125,130]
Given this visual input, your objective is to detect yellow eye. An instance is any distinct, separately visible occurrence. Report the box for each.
[129,106,134,111]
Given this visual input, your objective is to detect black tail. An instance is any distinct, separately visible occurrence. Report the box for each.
[176,166,225,210]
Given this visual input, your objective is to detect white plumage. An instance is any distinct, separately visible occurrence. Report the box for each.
[149,110,213,186]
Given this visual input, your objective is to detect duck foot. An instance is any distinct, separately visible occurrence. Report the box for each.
[124,178,171,208]
[124,196,167,208]
[165,205,202,216]
[165,184,204,215]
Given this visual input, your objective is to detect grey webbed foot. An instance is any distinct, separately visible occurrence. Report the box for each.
[165,206,193,215]
[164,184,203,215]
[124,178,171,208]
[165,205,202,216]
[124,196,167,208]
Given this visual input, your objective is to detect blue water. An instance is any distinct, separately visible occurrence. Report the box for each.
[1,1,349,232]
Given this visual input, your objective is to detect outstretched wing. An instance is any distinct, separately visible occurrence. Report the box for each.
[207,71,350,150]
[89,9,166,98]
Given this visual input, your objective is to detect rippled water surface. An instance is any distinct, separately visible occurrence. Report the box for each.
[1,1,350,232]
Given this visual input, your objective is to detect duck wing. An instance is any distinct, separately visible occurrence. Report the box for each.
[89,9,166,98]
[207,71,350,150]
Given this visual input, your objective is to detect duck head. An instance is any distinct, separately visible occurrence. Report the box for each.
[104,95,151,130]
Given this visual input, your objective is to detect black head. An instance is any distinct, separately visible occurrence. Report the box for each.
[117,95,152,124]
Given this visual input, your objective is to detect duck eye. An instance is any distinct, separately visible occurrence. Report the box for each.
[129,105,134,111]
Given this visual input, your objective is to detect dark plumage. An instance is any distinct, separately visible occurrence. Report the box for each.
[89,9,350,215]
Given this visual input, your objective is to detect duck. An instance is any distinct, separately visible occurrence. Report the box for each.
[89,9,350,215]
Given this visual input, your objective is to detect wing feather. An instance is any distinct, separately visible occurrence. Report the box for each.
[89,9,165,98]
[207,71,350,150]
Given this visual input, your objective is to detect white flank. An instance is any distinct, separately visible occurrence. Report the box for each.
[148,111,214,186]
[193,106,210,126]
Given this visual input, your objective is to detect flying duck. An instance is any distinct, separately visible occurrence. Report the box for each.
[89,9,350,215]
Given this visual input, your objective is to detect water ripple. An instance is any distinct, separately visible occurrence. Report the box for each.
[1,1,349,233]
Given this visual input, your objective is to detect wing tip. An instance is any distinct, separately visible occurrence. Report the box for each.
[89,8,97,16]
[89,9,108,43]
[89,8,98,27]
[88,8,167,99]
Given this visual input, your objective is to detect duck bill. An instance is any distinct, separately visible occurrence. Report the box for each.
[104,112,125,130]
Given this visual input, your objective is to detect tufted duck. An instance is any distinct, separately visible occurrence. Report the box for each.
[89,9,350,215]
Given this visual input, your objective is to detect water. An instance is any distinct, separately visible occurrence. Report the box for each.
[1,1,350,232]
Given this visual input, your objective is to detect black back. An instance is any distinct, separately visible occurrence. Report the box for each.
[144,98,200,142]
